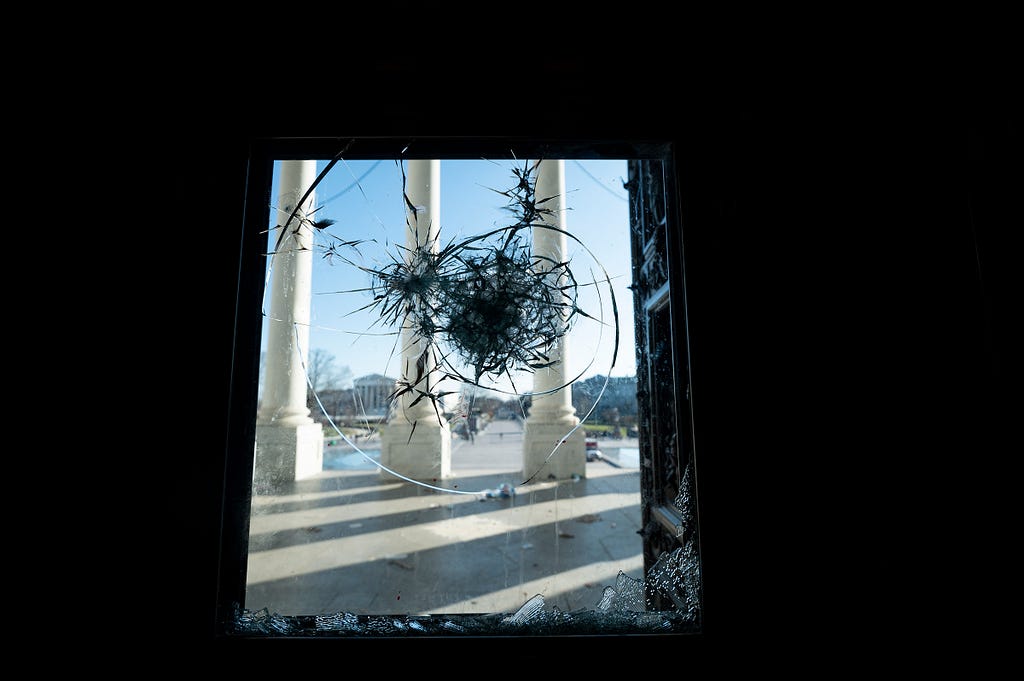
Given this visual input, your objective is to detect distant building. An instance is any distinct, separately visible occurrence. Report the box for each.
[353,374,396,417]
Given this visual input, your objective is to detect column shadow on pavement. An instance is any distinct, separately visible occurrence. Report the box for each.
[245,501,644,617]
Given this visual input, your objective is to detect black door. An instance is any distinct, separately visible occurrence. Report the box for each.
[628,158,702,619]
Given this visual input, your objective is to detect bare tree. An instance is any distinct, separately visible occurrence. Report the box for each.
[307,350,353,417]
[307,349,341,394]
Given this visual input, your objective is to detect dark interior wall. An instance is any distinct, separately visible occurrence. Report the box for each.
[967,119,1015,438]
[163,63,1010,663]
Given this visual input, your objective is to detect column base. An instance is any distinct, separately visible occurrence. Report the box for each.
[380,419,452,483]
[522,419,587,480]
[254,422,324,494]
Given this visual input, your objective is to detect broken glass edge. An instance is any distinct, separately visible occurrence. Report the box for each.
[229,549,702,638]
[227,603,699,638]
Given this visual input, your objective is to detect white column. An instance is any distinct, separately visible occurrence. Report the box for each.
[380,159,451,482]
[522,159,587,480]
[254,160,324,492]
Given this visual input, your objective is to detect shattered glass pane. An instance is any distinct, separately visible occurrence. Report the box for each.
[231,150,701,637]
[646,540,703,619]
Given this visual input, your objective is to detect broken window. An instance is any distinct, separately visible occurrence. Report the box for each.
[217,139,701,638]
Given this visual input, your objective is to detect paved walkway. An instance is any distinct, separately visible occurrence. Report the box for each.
[244,418,644,617]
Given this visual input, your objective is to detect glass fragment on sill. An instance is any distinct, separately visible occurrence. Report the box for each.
[230,579,699,637]
[231,565,698,638]
[501,593,546,624]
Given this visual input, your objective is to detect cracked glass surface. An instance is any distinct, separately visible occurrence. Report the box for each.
[234,151,700,637]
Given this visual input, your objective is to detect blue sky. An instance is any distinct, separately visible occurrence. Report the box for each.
[263,157,634,395]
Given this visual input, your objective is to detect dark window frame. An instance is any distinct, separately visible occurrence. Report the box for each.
[212,136,706,643]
